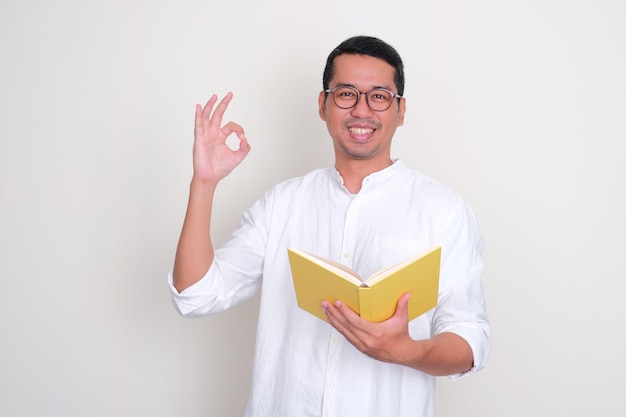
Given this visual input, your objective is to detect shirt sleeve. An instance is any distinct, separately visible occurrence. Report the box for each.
[168,193,270,318]
[432,197,491,380]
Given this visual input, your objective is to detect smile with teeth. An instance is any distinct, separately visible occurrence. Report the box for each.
[349,127,375,135]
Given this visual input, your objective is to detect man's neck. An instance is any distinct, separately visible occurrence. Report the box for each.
[335,158,393,194]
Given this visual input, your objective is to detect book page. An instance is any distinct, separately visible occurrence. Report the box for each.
[365,246,440,286]
[292,249,365,285]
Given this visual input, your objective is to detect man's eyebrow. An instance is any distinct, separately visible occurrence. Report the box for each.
[332,82,356,88]
[332,82,394,90]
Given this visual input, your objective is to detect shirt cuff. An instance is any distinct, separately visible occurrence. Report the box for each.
[444,325,491,381]
[167,267,220,317]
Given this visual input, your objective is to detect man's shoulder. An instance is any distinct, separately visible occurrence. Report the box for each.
[396,162,458,196]
[392,162,472,214]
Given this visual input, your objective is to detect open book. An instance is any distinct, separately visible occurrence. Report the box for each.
[287,246,441,322]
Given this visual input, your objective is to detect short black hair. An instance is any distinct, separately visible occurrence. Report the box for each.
[322,36,405,96]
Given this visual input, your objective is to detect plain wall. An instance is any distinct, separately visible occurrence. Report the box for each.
[1,1,625,416]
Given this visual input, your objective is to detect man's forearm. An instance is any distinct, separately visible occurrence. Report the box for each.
[172,179,218,292]
[400,332,473,376]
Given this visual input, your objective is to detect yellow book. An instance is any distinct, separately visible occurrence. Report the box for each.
[287,246,441,322]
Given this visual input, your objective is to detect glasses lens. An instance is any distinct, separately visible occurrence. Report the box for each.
[331,86,359,109]
[367,88,393,111]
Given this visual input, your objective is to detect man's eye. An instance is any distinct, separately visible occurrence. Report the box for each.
[370,90,391,101]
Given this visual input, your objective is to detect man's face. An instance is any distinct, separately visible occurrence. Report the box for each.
[318,54,406,166]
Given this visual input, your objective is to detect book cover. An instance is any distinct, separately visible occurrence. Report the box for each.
[287,246,441,322]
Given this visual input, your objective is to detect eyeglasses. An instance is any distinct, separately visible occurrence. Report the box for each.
[325,86,402,112]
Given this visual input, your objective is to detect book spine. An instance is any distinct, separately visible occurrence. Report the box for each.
[358,286,373,321]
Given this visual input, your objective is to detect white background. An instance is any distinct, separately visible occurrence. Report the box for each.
[1,1,624,416]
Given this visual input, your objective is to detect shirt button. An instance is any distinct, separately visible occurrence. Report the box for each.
[332,337,339,344]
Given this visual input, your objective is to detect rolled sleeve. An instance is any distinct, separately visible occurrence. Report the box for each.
[446,322,491,380]
[168,266,222,317]
[434,197,491,380]
[168,260,261,318]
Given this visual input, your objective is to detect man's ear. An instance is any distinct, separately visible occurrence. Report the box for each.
[397,97,406,126]
[318,91,327,121]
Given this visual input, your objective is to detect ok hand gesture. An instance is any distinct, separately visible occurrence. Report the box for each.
[193,92,251,183]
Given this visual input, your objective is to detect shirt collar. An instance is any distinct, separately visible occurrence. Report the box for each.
[330,159,405,190]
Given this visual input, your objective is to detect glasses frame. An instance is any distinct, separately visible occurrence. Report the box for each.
[324,86,402,112]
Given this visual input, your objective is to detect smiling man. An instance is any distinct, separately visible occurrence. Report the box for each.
[170,35,491,417]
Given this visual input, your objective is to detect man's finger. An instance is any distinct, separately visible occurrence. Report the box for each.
[200,95,218,124]
[220,121,246,140]
[393,292,411,319]
[208,92,234,129]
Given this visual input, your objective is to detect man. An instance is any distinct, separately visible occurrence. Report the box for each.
[170,36,490,417]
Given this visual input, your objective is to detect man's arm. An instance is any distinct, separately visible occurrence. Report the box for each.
[322,293,473,376]
[172,93,250,293]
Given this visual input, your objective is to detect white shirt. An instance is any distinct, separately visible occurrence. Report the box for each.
[169,160,490,417]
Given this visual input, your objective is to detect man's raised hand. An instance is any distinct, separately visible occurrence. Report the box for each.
[193,92,251,183]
